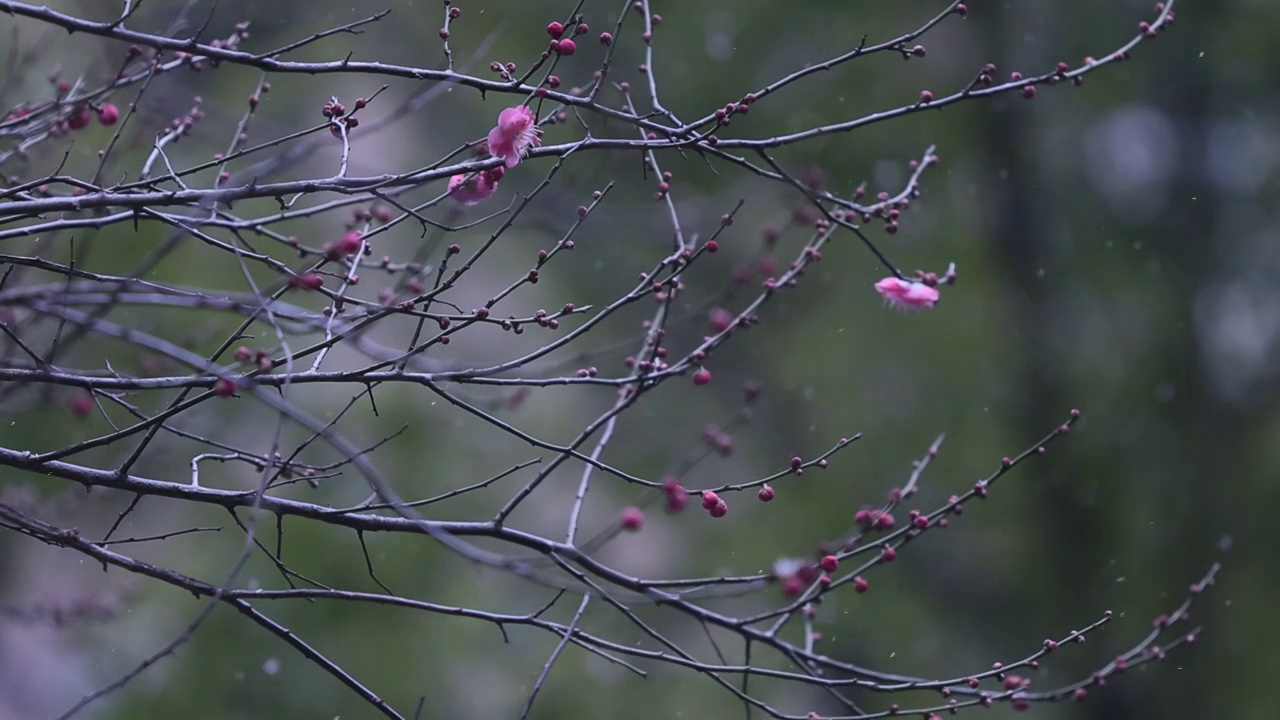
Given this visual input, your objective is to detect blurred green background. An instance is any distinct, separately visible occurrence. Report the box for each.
[1,1,1276,719]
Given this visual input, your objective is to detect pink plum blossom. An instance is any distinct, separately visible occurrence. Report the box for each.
[487,105,541,168]
[874,276,939,310]
[447,168,503,205]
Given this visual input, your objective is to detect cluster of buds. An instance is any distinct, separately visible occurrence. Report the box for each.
[153,98,207,144]
[545,14,590,58]
[713,93,756,126]
[233,345,276,374]
[324,96,365,137]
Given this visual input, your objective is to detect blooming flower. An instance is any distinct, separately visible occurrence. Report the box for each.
[874,276,940,310]
[447,167,503,206]
[487,105,541,168]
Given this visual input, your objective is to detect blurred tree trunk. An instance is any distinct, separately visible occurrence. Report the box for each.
[983,7,1233,720]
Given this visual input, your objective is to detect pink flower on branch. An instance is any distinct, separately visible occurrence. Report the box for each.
[447,167,503,205]
[487,105,541,168]
[874,276,940,310]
